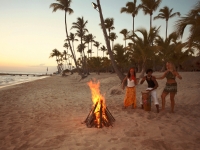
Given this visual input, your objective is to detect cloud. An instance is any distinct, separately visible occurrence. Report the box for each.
[30,64,46,67]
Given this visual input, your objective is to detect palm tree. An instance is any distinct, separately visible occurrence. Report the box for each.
[87,49,92,58]
[154,6,180,39]
[63,42,69,50]
[172,42,189,71]
[109,32,118,50]
[99,18,115,37]
[63,42,69,70]
[77,43,86,57]
[71,16,88,58]
[130,26,160,77]
[120,29,130,47]
[71,16,88,74]
[88,34,96,57]
[58,53,64,72]
[83,34,91,56]
[140,0,162,30]
[112,44,129,72]
[93,41,101,57]
[49,48,62,73]
[49,48,60,63]
[154,32,177,71]
[96,0,124,81]
[120,0,140,32]
[63,50,67,69]
[175,1,200,50]
[100,45,107,57]
[65,32,78,58]
[50,0,79,72]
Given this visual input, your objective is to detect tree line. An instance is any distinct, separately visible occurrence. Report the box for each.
[49,0,200,80]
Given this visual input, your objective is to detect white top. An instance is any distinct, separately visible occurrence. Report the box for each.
[127,78,135,87]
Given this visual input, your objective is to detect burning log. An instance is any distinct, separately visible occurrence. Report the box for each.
[84,99,115,128]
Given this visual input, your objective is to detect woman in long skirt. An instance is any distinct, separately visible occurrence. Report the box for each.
[122,67,137,109]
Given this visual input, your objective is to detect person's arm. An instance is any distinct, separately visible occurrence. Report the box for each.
[140,76,146,84]
[121,76,127,90]
[156,71,167,80]
[175,71,182,80]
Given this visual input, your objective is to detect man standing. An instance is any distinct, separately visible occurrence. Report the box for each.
[140,69,159,113]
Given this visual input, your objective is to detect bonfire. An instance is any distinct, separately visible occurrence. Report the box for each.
[83,80,115,128]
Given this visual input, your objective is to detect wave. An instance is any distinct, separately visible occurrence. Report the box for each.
[0,75,49,89]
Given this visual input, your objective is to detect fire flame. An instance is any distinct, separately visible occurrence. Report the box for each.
[87,80,107,128]
[87,80,106,108]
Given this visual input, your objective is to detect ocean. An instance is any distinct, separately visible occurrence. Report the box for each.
[0,71,50,88]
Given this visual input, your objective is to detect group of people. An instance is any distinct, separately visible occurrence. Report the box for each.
[121,62,182,113]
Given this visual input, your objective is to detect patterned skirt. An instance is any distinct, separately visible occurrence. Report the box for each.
[163,82,177,93]
[124,87,136,108]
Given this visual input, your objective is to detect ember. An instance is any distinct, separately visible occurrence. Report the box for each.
[83,80,115,128]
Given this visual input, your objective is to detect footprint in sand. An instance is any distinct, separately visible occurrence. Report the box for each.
[108,138,118,142]
[124,131,140,137]
[159,126,165,136]
[120,137,133,142]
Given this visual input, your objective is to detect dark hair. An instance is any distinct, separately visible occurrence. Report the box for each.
[146,69,153,74]
[127,67,136,78]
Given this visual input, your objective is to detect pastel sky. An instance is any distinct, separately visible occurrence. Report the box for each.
[0,0,198,73]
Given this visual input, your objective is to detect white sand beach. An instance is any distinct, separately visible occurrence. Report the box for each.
[0,72,200,150]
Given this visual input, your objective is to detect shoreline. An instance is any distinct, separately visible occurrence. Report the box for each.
[0,72,200,150]
[0,75,50,89]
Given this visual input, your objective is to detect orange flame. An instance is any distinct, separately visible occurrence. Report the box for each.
[87,80,106,112]
[87,80,105,103]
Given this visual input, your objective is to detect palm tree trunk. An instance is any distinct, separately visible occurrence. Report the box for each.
[56,57,60,73]
[72,41,76,59]
[160,61,166,72]
[112,41,114,50]
[91,41,93,57]
[132,16,134,33]
[65,11,80,74]
[96,0,124,81]
[137,63,141,73]
[150,14,153,46]
[166,20,168,40]
[139,61,146,78]
[150,14,152,30]
[80,38,87,74]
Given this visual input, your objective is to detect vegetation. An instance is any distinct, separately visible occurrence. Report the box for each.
[49,0,200,79]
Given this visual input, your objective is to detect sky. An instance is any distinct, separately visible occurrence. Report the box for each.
[0,0,198,73]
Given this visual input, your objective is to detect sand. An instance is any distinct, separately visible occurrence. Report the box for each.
[0,72,200,150]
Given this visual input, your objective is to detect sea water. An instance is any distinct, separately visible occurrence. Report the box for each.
[0,71,49,88]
